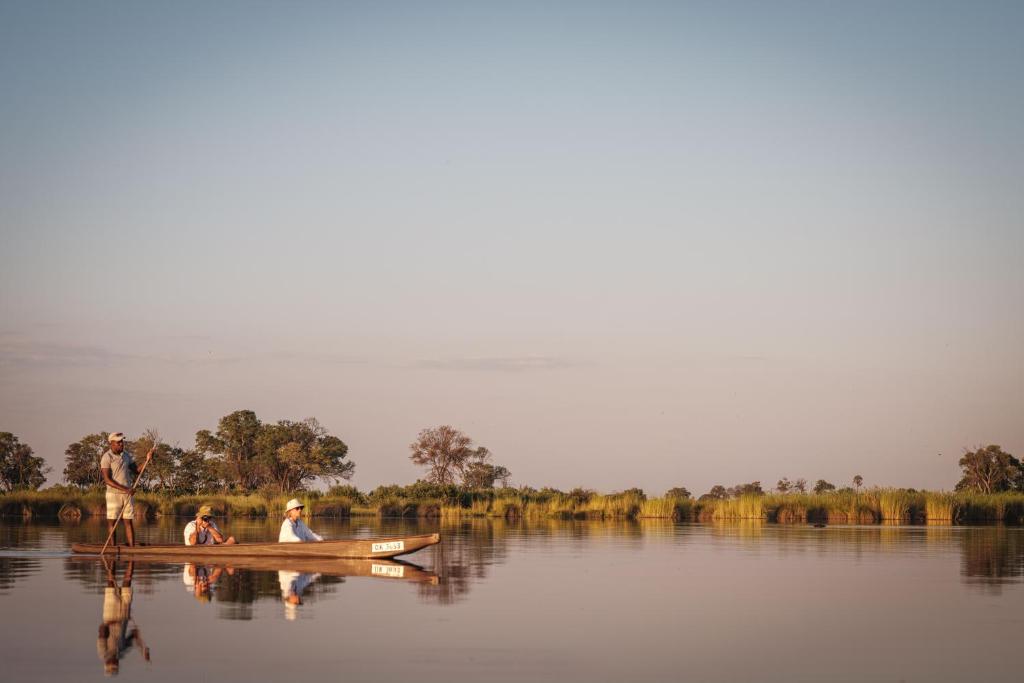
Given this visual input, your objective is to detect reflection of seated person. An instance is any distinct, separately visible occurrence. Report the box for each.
[278,499,323,543]
[278,570,321,621]
[184,505,236,546]
[182,563,229,603]
[97,561,149,675]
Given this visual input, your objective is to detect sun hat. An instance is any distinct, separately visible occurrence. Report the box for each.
[108,432,125,442]
[285,498,304,512]
[197,504,214,518]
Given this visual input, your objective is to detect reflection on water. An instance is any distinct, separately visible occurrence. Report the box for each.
[1,518,1023,682]
[960,526,1024,593]
[2,518,1024,601]
[0,555,37,593]
[95,560,150,675]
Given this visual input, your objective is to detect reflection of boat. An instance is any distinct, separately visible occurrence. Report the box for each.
[71,533,441,560]
[189,557,439,584]
[69,555,439,584]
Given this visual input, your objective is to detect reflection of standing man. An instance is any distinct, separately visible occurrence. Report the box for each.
[97,560,149,675]
[100,432,153,547]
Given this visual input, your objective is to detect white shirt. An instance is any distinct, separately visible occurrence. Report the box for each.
[278,570,321,599]
[278,518,323,543]
[184,520,222,546]
[100,449,134,488]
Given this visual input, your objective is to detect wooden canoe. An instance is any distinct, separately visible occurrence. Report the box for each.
[70,533,440,560]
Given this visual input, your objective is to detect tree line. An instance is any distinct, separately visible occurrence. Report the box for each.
[0,424,1018,499]
[60,410,354,494]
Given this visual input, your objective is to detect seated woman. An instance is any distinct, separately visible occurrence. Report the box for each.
[183,505,236,545]
[278,499,323,542]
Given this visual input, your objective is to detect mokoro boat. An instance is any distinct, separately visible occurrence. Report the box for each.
[70,533,440,560]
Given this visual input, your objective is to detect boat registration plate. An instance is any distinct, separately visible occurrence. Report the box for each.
[371,540,404,553]
[371,564,405,578]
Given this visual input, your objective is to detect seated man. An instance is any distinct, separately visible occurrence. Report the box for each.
[183,505,236,546]
[278,498,323,542]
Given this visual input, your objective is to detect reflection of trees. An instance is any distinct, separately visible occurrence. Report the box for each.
[0,557,39,593]
[960,527,1024,594]
[414,517,657,604]
[417,519,509,604]
[63,557,166,595]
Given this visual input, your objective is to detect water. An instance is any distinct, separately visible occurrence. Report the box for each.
[1,518,1022,682]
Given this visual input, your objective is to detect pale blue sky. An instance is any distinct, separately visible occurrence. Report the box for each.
[1,1,1022,492]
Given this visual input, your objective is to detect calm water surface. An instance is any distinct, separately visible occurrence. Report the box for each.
[1,518,1022,682]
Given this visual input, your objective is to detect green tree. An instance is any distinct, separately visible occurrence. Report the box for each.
[63,433,110,488]
[132,428,178,492]
[665,487,691,499]
[0,432,50,491]
[853,474,863,491]
[171,448,223,495]
[463,461,512,488]
[728,481,764,497]
[700,485,728,500]
[956,445,1022,493]
[195,410,262,491]
[813,479,836,494]
[254,418,353,492]
[776,478,792,494]
[409,425,489,486]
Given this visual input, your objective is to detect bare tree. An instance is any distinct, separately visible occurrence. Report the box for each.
[409,426,488,485]
[776,478,792,494]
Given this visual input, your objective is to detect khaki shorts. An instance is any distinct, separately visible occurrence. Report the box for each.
[102,586,133,622]
[105,489,134,520]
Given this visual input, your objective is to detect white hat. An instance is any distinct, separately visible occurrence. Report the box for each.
[285,498,304,512]
[108,432,125,442]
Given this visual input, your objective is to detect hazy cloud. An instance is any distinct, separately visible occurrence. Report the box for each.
[416,356,573,372]
[0,338,136,368]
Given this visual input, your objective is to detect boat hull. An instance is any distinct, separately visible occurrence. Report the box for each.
[70,533,440,560]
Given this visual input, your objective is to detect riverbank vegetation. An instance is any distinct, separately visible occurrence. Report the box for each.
[3,422,1022,525]
[3,484,1023,525]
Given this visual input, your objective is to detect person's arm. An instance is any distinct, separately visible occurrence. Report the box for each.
[206,522,226,544]
[298,521,323,542]
[185,522,198,546]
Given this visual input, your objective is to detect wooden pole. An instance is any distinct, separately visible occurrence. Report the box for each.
[100,451,154,557]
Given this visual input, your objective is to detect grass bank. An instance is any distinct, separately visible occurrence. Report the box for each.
[3,487,1023,524]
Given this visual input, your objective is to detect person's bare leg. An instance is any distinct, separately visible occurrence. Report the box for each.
[124,520,135,547]
[107,520,118,546]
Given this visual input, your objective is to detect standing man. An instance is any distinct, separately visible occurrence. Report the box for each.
[100,432,153,547]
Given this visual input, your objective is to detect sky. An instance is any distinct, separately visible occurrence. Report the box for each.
[1,0,1022,495]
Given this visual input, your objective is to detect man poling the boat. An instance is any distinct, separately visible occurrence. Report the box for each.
[100,432,154,547]
[183,505,236,546]
[278,498,323,543]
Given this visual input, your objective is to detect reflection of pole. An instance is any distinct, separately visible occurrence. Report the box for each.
[100,454,153,556]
